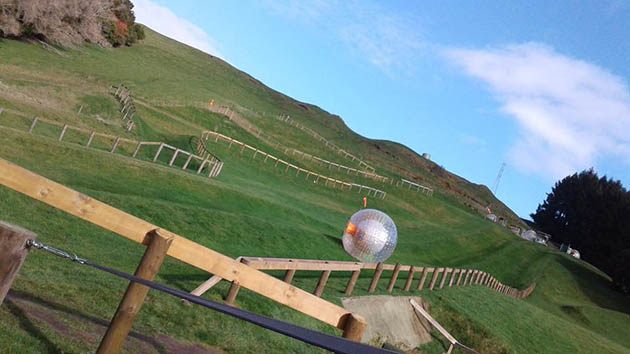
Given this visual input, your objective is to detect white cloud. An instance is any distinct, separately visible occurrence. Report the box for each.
[260,0,424,72]
[446,43,630,180]
[133,0,222,58]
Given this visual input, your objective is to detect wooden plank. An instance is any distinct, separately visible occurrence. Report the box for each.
[0,221,36,304]
[190,275,223,296]
[97,230,172,354]
[0,159,351,329]
[410,299,457,343]
[368,262,384,293]
[314,270,331,297]
[243,259,361,271]
[387,263,402,293]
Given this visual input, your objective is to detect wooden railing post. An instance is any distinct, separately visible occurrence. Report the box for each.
[429,268,443,290]
[368,262,384,293]
[283,269,296,284]
[225,281,241,305]
[387,263,402,293]
[439,268,452,289]
[97,229,172,354]
[314,270,331,297]
[417,267,431,290]
[345,270,361,296]
[0,221,36,305]
[341,313,368,342]
[449,269,459,287]
[403,266,416,291]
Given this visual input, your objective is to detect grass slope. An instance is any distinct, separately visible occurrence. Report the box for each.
[0,28,628,353]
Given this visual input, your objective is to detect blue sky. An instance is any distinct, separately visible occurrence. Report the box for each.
[134,0,630,218]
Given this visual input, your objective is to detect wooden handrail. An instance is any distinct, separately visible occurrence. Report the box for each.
[0,158,352,331]
[410,299,479,354]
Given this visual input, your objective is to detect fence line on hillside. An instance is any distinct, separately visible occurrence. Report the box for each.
[192,257,535,303]
[136,97,435,197]
[398,179,434,196]
[0,159,369,341]
[138,97,379,174]
[201,130,387,199]
[111,84,136,132]
[1,115,223,178]
[275,113,375,172]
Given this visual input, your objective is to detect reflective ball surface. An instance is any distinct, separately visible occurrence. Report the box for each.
[342,209,397,262]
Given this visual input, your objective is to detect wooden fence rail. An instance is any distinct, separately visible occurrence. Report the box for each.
[275,114,375,173]
[2,115,223,179]
[201,130,387,199]
[193,257,536,303]
[410,299,479,354]
[0,158,367,341]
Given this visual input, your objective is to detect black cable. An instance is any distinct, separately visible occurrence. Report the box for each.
[28,241,394,354]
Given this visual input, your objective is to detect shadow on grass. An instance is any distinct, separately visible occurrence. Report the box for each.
[556,256,630,315]
[4,299,62,354]
[6,290,169,353]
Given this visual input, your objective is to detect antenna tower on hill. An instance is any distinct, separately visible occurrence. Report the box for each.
[492,162,506,195]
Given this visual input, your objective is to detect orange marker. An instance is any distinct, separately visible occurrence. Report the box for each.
[362,196,367,208]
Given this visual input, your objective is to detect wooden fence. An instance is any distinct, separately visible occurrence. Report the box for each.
[398,179,434,196]
[135,98,437,198]
[275,114,375,172]
[193,257,536,303]
[409,299,479,354]
[0,159,368,340]
[201,131,387,199]
[111,84,136,132]
[3,115,223,179]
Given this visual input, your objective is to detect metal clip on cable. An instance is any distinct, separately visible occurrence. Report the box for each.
[26,239,87,264]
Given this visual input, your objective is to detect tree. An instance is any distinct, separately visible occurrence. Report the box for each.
[531,169,630,294]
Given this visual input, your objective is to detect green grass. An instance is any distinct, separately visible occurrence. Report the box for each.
[0,29,628,354]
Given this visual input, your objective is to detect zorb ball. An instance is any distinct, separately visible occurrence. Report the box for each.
[342,209,397,262]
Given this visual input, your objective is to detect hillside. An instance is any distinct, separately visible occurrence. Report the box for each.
[0,27,628,353]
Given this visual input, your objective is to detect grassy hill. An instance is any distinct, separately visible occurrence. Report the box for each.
[0,27,628,353]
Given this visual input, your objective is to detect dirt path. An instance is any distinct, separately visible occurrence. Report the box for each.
[5,291,223,354]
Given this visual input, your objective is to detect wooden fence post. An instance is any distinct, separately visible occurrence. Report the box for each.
[439,268,451,289]
[0,222,36,305]
[58,124,68,141]
[341,313,368,342]
[314,270,331,297]
[429,268,443,290]
[368,263,384,293]
[345,270,361,296]
[225,281,241,305]
[86,131,95,147]
[417,267,431,290]
[449,269,459,287]
[97,229,173,354]
[387,263,402,293]
[283,269,296,284]
[403,266,416,291]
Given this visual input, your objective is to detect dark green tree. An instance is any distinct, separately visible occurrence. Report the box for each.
[531,169,630,294]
